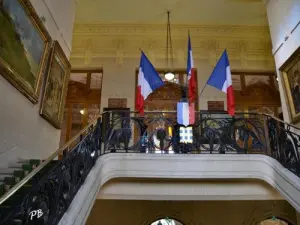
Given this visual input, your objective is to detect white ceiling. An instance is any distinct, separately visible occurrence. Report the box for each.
[75,0,268,26]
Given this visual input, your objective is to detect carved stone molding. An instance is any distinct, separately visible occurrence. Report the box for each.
[70,23,274,69]
[58,154,299,225]
[73,23,270,37]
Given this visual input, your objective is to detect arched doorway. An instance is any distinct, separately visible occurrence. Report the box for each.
[232,71,281,116]
[143,82,183,153]
[144,82,184,112]
[150,218,184,225]
[135,69,199,114]
[259,218,292,225]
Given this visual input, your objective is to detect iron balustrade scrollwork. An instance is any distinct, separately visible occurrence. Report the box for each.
[1,111,300,225]
[0,119,101,225]
[103,110,300,176]
[267,117,300,175]
[103,111,267,154]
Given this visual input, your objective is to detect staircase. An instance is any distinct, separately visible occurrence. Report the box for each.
[0,160,41,197]
[1,111,300,225]
[0,160,59,225]
[0,118,101,225]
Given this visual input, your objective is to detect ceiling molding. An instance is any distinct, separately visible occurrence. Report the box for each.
[73,23,270,37]
[70,23,274,69]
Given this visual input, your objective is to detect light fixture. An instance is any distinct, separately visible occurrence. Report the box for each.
[164,11,174,81]
[164,72,175,81]
[80,109,84,115]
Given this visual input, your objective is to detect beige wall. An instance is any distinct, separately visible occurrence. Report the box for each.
[0,0,77,167]
[98,179,283,201]
[70,23,275,112]
[86,200,296,225]
[265,0,300,123]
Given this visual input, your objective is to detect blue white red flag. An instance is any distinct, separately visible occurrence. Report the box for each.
[136,51,164,115]
[187,33,197,104]
[177,102,195,127]
[206,50,235,116]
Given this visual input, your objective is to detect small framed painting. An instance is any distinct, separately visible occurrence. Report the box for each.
[40,41,71,129]
[0,0,51,103]
[280,47,300,123]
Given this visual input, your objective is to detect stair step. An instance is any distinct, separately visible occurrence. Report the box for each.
[0,168,15,174]
[29,159,41,166]
[13,219,22,225]
[0,174,6,181]
[4,177,15,185]
[13,170,24,179]
[22,164,32,174]
[0,183,4,196]
[0,159,58,216]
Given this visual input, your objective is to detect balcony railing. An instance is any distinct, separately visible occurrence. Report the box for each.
[102,110,300,175]
[0,111,300,225]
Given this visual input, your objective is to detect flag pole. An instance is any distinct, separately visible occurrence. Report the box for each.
[198,83,208,98]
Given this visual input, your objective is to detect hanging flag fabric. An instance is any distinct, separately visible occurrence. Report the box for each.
[206,50,235,116]
[187,33,197,103]
[177,102,195,127]
[136,51,164,115]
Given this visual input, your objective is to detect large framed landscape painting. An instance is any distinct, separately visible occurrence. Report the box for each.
[0,0,51,103]
[40,41,70,129]
[281,47,300,123]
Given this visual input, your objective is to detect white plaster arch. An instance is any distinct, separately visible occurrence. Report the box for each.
[58,153,300,225]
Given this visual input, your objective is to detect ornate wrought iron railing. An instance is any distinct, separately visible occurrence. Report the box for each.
[1,111,300,225]
[102,110,300,175]
[0,118,101,225]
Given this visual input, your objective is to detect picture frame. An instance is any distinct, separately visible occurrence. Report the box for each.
[280,47,300,123]
[0,0,52,103]
[40,41,71,129]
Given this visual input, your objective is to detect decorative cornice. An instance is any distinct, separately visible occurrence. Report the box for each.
[70,23,274,69]
[73,23,270,37]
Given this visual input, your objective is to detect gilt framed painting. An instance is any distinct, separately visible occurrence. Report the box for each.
[281,47,300,123]
[0,0,51,103]
[40,41,70,129]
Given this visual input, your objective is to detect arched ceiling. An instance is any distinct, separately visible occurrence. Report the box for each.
[75,0,268,26]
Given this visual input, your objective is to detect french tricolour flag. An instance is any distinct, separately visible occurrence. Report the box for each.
[177,34,196,126]
[177,101,195,127]
[206,50,235,116]
[187,33,197,103]
[136,51,164,115]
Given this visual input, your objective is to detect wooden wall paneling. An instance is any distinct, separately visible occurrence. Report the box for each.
[86,72,92,91]
[66,103,73,142]
[83,102,89,127]
[62,68,103,145]
[241,74,246,90]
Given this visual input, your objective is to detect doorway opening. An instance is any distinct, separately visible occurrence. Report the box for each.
[135,69,198,154]
[135,69,199,112]
[231,71,281,116]
[59,69,103,146]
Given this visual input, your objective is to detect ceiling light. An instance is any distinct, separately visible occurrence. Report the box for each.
[164,11,174,80]
[80,109,85,115]
[164,72,175,81]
